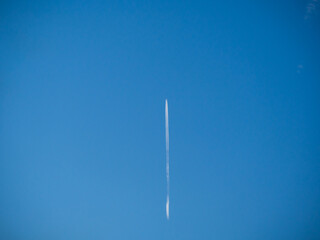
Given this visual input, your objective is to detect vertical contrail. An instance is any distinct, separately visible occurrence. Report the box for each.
[165,99,170,220]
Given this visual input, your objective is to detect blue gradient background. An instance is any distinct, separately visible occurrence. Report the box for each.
[1,1,320,239]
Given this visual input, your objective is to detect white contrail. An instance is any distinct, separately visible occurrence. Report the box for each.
[165,99,170,220]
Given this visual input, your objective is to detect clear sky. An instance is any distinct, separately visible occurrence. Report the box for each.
[1,1,320,239]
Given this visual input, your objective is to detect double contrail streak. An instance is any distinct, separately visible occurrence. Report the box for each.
[165,99,170,220]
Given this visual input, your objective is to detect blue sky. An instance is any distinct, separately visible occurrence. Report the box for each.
[1,1,320,239]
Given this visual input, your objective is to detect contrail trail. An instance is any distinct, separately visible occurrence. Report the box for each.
[165,99,170,220]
